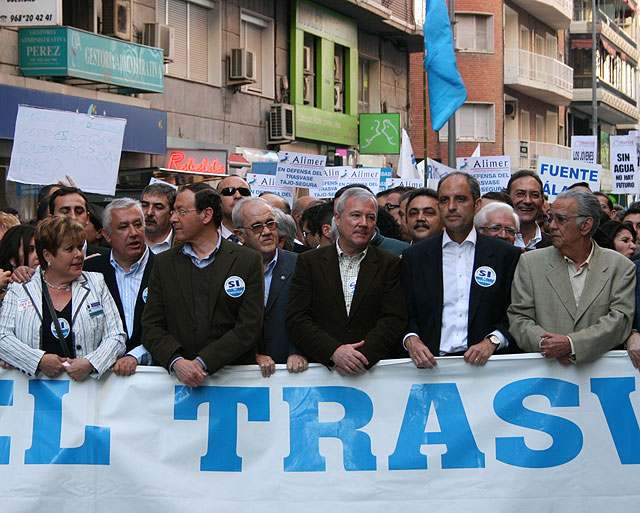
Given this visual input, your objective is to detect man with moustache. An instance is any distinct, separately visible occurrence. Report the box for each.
[216,175,252,242]
[405,188,442,244]
[84,198,154,375]
[141,183,176,254]
[507,170,552,250]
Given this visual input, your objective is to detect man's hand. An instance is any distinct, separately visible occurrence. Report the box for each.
[65,358,95,381]
[10,266,34,284]
[256,354,276,378]
[0,359,14,370]
[539,332,571,360]
[406,336,437,368]
[287,354,308,373]
[464,339,497,366]
[58,174,77,187]
[37,354,67,377]
[173,358,207,388]
[626,331,640,370]
[113,355,138,376]
[332,341,369,375]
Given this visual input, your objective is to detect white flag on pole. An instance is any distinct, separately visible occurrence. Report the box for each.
[471,144,481,157]
[397,128,421,179]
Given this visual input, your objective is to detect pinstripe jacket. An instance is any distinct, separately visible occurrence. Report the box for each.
[0,270,126,378]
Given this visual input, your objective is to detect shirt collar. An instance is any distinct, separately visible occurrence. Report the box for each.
[442,227,477,248]
[110,246,149,274]
[563,241,596,270]
[336,240,368,261]
[265,249,278,274]
[182,235,222,263]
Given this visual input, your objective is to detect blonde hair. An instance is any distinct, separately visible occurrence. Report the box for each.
[35,216,86,270]
[0,212,20,234]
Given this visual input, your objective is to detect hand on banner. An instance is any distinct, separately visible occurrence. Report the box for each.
[539,332,571,360]
[10,266,34,284]
[113,355,138,376]
[405,336,437,368]
[332,341,368,375]
[0,359,14,370]
[256,354,276,378]
[65,358,95,381]
[58,174,77,188]
[173,358,207,388]
[287,354,308,373]
[625,330,640,371]
[464,339,496,366]
[37,354,67,377]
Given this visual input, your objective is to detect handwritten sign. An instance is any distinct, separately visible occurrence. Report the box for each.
[537,156,602,200]
[275,151,326,189]
[610,135,638,194]
[246,173,295,206]
[7,105,126,195]
[456,156,511,194]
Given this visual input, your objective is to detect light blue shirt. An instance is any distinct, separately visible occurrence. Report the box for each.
[181,236,221,269]
[263,251,278,307]
[110,246,152,364]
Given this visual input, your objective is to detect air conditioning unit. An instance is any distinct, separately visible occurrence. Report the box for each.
[334,55,343,83]
[102,0,132,41]
[268,104,295,144]
[505,100,517,119]
[303,46,313,73]
[143,23,175,63]
[334,84,343,112]
[303,75,314,105]
[228,48,256,84]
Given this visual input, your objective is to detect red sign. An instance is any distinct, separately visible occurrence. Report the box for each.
[164,149,227,175]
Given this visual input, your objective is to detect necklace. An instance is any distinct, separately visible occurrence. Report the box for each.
[42,274,71,292]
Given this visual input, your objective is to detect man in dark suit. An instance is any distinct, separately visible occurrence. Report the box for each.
[507,170,552,250]
[142,183,263,388]
[231,197,307,377]
[287,187,407,375]
[83,198,154,375]
[403,172,521,368]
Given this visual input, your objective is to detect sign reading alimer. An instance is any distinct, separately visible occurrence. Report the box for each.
[19,27,164,93]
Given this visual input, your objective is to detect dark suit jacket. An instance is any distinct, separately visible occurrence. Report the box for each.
[535,231,552,249]
[83,249,154,353]
[402,232,521,355]
[86,243,110,257]
[286,244,407,368]
[261,248,299,363]
[141,238,264,373]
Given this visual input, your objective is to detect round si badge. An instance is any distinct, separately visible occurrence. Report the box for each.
[474,266,497,288]
[347,277,357,295]
[50,318,71,339]
[142,287,148,303]
[224,276,246,298]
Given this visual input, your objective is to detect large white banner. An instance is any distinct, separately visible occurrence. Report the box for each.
[456,156,511,194]
[0,354,639,512]
[537,156,602,201]
[611,135,639,194]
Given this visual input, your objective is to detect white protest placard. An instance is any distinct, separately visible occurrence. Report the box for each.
[381,177,424,191]
[537,156,602,200]
[456,156,511,194]
[571,135,598,163]
[610,135,638,194]
[149,177,178,190]
[629,130,640,168]
[309,167,381,198]
[246,173,295,206]
[425,158,455,189]
[7,105,126,195]
[275,151,326,189]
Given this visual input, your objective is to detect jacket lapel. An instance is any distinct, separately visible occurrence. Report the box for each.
[265,249,292,314]
[71,273,91,325]
[348,248,379,321]
[468,235,493,323]
[22,272,43,321]
[103,262,125,323]
[574,244,608,323]
[173,246,196,323]
[207,239,236,318]
[321,245,348,320]
[547,250,578,320]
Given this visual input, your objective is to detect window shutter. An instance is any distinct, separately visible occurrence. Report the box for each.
[243,21,263,92]
[167,0,187,77]
[189,3,209,82]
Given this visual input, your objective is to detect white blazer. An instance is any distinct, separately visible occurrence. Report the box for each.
[0,270,126,378]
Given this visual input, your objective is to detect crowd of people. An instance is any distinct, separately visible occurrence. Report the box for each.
[0,169,638,385]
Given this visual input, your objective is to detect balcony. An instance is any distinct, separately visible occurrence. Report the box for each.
[505,140,572,171]
[572,85,640,125]
[508,0,572,29]
[504,48,574,106]
[571,10,639,61]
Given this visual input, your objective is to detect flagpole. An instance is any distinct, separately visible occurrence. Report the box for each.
[447,0,457,167]
[423,47,428,184]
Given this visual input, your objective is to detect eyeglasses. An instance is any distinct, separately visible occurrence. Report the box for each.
[245,220,278,234]
[546,212,583,225]
[481,224,517,236]
[170,208,198,217]
[220,186,251,197]
[384,203,400,212]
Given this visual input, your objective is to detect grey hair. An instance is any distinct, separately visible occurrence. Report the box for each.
[102,198,144,235]
[555,189,601,237]
[474,202,520,232]
[231,197,274,237]
[274,209,296,251]
[335,187,378,218]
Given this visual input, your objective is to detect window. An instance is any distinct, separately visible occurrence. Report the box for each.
[455,14,493,52]
[438,104,495,142]
[157,0,221,85]
[241,11,274,97]
[358,57,380,114]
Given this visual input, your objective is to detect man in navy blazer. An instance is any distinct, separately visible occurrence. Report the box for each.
[232,197,307,377]
[83,198,154,375]
[402,172,521,368]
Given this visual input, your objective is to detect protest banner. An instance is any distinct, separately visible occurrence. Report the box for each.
[424,158,455,189]
[149,177,178,190]
[380,177,424,191]
[310,167,382,198]
[275,151,326,189]
[0,353,638,512]
[537,156,602,200]
[571,135,598,164]
[7,105,126,195]
[610,135,638,194]
[246,173,295,206]
[456,156,511,194]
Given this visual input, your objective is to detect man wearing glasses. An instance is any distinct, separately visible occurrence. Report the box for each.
[142,183,264,387]
[507,170,553,250]
[216,175,252,242]
[232,197,308,377]
[474,202,520,245]
[508,189,636,364]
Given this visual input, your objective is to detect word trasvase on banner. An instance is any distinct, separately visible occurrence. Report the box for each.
[456,156,511,194]
[537,157,602,201]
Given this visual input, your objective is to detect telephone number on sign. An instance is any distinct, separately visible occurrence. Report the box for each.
[10,14,53,22]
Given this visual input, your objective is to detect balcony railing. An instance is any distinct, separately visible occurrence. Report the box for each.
[573,8,637,46]
[504,48,573,95]
[505,139,572,171]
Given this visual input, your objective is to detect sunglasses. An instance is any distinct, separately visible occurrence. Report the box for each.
[220,186,251,197]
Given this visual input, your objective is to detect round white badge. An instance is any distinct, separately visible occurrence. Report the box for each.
[347,277,357,295]
[224,276,246,298]
[50,318,71,339]
[142,287,148,303]
[474,266,497,288]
